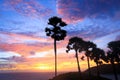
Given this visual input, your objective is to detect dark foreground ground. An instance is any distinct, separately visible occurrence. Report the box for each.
[50,64,120,80]
[50,72,112,80]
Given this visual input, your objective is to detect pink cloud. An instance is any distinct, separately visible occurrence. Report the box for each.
[0,32,69,57]
[0,32,54,56]
[0,32,53,44]
[0,43,53,56]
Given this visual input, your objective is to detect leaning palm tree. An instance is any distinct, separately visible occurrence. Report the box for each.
[66,37,85,79]
[106,40,120,80]
[90,48,106,77]
[84,41,96,77]
[45,16,67,77]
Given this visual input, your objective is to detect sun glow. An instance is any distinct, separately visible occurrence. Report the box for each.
[37,66,51,70]
[35,64,53,71]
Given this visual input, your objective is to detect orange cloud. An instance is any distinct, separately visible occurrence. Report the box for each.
[0,32,98,72]
[0,43,53,56]
[0,32,52,44]
[0,32,55,56]
[0,55,97,72]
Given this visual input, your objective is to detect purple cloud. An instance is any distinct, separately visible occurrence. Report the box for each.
[0,63,16,69]
[0,56,26,69]
[68,26,107,40]
[67,21,120,40]
[57,0,120,23]
[0,56,26,63]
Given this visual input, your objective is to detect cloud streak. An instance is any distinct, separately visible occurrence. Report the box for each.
[4,0,52,18]
[57,0,120,23]
[0,32,68,57]
[0,32,54,56]
[0,32,52,44]
[67,20,120,41]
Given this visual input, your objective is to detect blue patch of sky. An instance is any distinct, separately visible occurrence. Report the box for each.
[63,17,120,41]
[0,10,47,37]
[0,0,52,36]
[93,31,120,49]
[37,0,57,14]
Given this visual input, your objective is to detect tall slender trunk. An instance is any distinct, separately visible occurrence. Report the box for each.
[87,56,91,77]
[96,63,100,77]
[54,39,57,77]
[75,50,82,80]
[111,61,118,80]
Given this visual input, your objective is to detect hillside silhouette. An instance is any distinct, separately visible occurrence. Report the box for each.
[49,72,111,80]
[84,64,120,75]
[49,64,120,80]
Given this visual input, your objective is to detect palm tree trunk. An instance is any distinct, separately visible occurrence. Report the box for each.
[96,63,100,77]
[54,39,57,77]
[75,50,82,79]
[87,56,91,77]
[111,61,118,80]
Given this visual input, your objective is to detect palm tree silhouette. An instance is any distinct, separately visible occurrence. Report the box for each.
[90,48,106,77]
[45,16,67,77]
[84,41,96,77]
[66,37,85,79]
[107,40,120,80]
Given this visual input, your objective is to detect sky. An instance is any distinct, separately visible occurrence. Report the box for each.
[0,0,120,72]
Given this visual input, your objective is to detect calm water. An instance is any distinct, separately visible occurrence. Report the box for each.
[1,72,119,80]
[0,72,56,80]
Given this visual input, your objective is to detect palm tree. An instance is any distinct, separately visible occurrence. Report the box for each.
[106,40,120,80]
[84,41,96,77]
[66,37,85,79]
[45,16,67,77]
[90,48,106,77]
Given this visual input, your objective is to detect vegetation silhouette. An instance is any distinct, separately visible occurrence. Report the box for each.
[83,41,97,78]
[66,37,108,80]
[65,37,120,80]
[66,37,85,80]
[90,48,107,77]
[106,40,120,80]
[45,16,67,77]
[45,17,120,80]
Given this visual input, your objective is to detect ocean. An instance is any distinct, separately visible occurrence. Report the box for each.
[0,72,56,80]
[1,72,119,80]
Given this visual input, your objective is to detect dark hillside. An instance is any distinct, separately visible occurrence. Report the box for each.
[49,72,111,80]
[84,64,120,74]
[49,64,120,80]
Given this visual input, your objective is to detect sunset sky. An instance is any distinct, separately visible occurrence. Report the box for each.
[0,0,120,72]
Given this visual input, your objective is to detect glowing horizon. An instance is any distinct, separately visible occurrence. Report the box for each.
[0,0,120,72]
